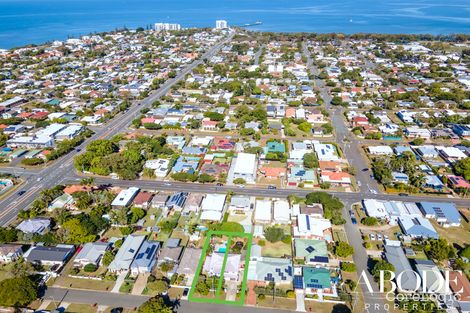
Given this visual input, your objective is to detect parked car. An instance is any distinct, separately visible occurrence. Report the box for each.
[268,185,276,189]
[369,233,376,241]
[351,217,357,225]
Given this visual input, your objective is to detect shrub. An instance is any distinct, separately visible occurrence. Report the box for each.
[258,294,266,300]
[84,263,98,272]
[286,290,295,298]
[257,239,266,246]
[340,262,356,272]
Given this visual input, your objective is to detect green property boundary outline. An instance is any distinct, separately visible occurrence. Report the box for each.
[188,230,253,306]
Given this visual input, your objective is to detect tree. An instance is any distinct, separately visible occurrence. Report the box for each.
[198,173,216,183]
[138,296,172,313]
[461,245,470,259]
[84,263,98,272]
[0,227,17,243]
[298,121,312,133]
[264,226,285,243]
[0,277,37,307]
[10,258,34,278]
[335,241,354,258]
[424,238,455,261]
[303,152,319,169]
[410,138,425,146]
[147,279,169,294]
[62,217,97,244]
[160,262,174,272]
[233,178,246,185]
[372,260,395,280]
[454,157,470,181]
[129,207,146,224]
[361,217,378,226]
[195,279,210,295]
[340,262,356,272]
[102,251,115,266]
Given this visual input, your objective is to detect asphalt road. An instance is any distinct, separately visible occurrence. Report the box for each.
[44,287,294,313]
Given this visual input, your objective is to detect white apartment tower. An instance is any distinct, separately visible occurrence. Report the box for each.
[215,20,228,30]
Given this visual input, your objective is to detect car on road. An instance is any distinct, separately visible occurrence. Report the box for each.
[216,183,224,186]
[75,148,81,152]
[17,190,26,196]
[36,177,42,182]
[268,185,276,189]
[398,193,409,197]
[164,183,172,186]
[351,217,357,225]
[362,168,369,172]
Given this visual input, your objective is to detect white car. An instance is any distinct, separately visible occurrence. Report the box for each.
[369,233,376,241]
[377,233,383,240]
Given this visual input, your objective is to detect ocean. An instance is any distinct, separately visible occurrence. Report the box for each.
[0,0,469,48]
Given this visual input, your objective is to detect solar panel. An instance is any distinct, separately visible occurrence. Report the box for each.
[293,276,303,289]
[146,245,157,259]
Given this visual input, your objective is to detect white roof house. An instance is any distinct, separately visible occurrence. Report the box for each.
[74,242,110,266]
[16,218,50,235]
[204,252,241,280]
[200,194,226,222]
[437,146,467,162]
[201,194,226,212]
[189,136,213,146]
[294,214,332,240]
[254,200,272,223]
[363,199,390,219]
[111,187,140,207]
[144,159,170,177]
[273,200,290,223]
[368,146,394,155]
[108,235,146,273]
[200,210,223,222]
[313,143,339,161]
[231,153,257,184]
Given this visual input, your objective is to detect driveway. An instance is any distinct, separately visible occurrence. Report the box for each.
[111,271,128,293]
[132,273,149,295]
[295,289,306,312]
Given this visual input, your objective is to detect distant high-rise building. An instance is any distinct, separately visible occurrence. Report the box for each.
[154,23,181,32]
[215,20,228,30]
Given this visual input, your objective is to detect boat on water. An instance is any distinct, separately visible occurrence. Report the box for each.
[241,21,263,27]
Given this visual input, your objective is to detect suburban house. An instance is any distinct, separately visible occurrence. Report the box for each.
[418,202,461,227]
[130,241,160,276]
[0,244,23,263]
[24,244,75,267]
[74,242,110,267]
[204,252,241,281]
[294,239,329,266]
[200,193,226,222]
[294,214,332,241]
[302,267,337,299]
[384,244,418,292]
[228,195,252,214]
[108,234,146,273]
[254,200,272,224]
[16,218,51,235]
[398,216,439,239]
[177,248,202,284]
[247,257,293,286]
[230,153,258,184]
[273,200,291,224]
[111,187,140,208]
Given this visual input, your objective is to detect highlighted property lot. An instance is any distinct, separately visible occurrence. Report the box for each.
[188,230,253,306]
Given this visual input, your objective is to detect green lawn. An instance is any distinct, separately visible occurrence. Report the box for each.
[261,241,292,258]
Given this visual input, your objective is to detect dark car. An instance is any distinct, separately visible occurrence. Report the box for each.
[268,185,277,189]
[183,288,189,297]
[18,190,26,196]
[75,148,81,152]
[399,193,409,197]
[351,217,357,225]
[362,168,369,172]
[216,183,224,186]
